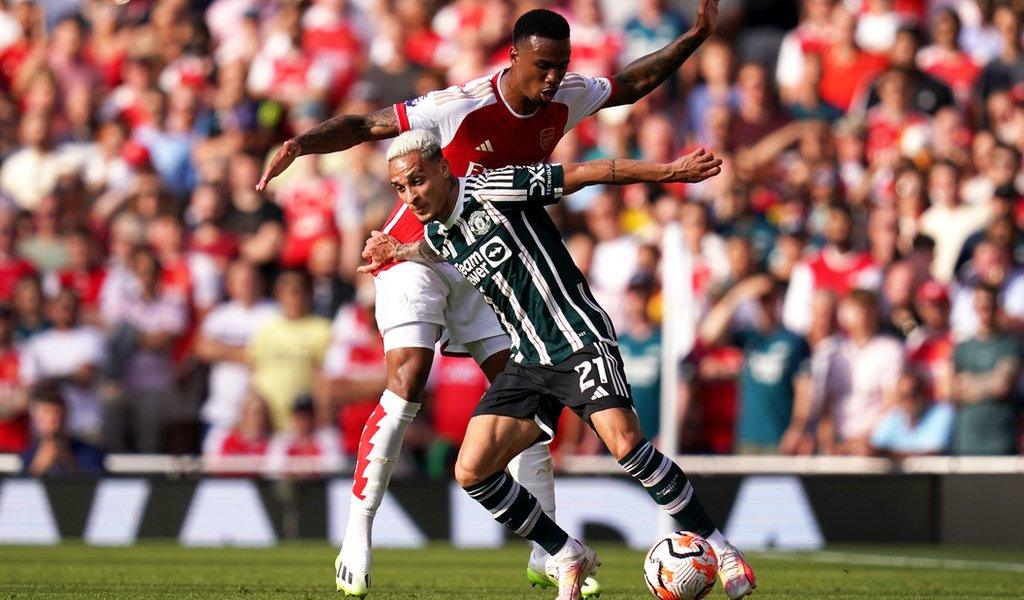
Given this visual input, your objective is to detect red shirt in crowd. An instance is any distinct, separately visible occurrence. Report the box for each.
[215,430,270,456]
[0,257,36,302]
[55,267,108,310]
[275,177,340,269]
[328,305,386,456]
[430,355,489,446]
[907,330,954,401]
[0,348,28,453]
[806,249,880,296]
[818,47,887,111]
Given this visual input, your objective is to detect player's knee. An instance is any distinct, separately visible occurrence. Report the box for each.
[602,427,645,461]
[385,350,432,401]
[454,458,490,488]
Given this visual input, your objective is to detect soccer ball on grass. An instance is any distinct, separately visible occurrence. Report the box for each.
[642,531,718,600]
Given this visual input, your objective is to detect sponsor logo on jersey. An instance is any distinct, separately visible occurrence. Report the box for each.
[526,164,553,197]
[539,127,556,151]
[454,238,512,285]
[468,211,492,235]
[474,140,494,152]
[405,94,428,107]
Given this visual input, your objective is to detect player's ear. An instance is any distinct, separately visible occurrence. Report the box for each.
[440,158,451,178]
[509,43,518,67]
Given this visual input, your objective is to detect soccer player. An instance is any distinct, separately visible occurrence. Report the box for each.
[361,130,757,600]
[257,4,721,597]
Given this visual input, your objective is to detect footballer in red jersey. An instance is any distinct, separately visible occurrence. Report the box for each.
[257,3,723,597]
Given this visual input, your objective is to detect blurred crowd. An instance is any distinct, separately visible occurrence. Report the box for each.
[0,0,1022,477]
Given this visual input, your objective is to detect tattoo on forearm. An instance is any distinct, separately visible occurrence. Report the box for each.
[613,32,706,104]
[611,159,616,184]
[396,241,443,263]
[296,107,398,155]
[417,240,444,263]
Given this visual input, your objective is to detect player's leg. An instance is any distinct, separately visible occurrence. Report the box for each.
[446,265,587,592]
[337,263,448,597]
[336,337,435,596]
[455,411,598,600]
[588,408,756,599]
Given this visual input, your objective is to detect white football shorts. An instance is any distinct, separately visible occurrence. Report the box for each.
[374,260,507,355]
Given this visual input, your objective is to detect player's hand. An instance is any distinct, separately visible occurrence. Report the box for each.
[256,138,302,191]
[668,148,722,183]
[357,231,400,274]
[693,0,720,37]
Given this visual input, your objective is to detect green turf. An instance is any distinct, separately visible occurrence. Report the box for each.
[0,542,1022,599]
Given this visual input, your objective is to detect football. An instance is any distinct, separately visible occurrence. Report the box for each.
[642,531,719,600]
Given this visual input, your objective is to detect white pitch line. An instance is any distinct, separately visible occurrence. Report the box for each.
[762,551,1024,574]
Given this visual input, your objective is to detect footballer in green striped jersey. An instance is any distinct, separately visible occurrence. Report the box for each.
[361,129,757,600]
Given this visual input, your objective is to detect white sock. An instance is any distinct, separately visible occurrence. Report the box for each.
[705,528,730,558]
[340,390,420,572]
[507,442,557,565]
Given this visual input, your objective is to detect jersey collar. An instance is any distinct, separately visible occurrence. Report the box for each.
[441,177,467,229]
[492,69,539,120]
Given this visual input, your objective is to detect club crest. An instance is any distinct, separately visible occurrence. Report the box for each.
[539,127,556,151]
[468,210,492,235]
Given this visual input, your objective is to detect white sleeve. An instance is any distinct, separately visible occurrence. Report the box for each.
[783,261,814,335]
[393,90,446,139]
[1001,273,1024,320]
[556,73,615,133]
[19,343,40,385]
[775,34,806,90]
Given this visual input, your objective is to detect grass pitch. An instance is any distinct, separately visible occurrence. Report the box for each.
[1,542,1023,599]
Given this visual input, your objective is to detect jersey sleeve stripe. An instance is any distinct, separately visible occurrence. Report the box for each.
[596,77,618,114]
[394,103,411,132]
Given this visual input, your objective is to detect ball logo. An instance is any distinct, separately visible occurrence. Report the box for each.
[468,211,491,236]
[480,238,512,268]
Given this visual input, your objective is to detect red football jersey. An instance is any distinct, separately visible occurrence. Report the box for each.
[374,69,615,274]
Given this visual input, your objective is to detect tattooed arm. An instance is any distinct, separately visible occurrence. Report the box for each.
[605,0,719,108]
[561,148,722,195]
[356,235,443,274]
[257,107,399,190]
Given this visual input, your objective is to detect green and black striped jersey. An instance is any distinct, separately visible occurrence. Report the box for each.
[424,164,617,366]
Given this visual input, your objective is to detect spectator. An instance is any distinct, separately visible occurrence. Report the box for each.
[11,273,49,342]
[906,279,955,402]
[0,305,28,453]
[701,275,814,454]
[870,370,955,456]
[920,160,992,283]
[195,260,279,442]
[0,110,62,211]
[101,246,188,452]
[48,226,107,319]
[203,391,273,467]
[308,235,352,320]
[323,284,386,458]
[619,275,662,441]
[21,383,104,477]
[950,284,1021,455]
[917,9,982,106]
[976,3,1024,100]
[266,394,341,478]
[817,6,887,111]
[249,270,332,431]
[784,203,881,334]
[817,289,905,455]
[20,290,105,444]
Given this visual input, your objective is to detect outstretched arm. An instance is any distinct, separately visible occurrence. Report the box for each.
[561,148,723,195]
[605,0,719,107]
[257,107,399,190]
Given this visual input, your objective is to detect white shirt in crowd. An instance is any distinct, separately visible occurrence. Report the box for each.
[949,272,1024,340]
[820,334,905,442]
[590,235,639,329]
[199,299,280,430]
[20,326,108,440]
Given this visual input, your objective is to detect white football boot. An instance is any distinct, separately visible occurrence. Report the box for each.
[550,539,600,600]
[335,549,370,598]
[717,543,757,599]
